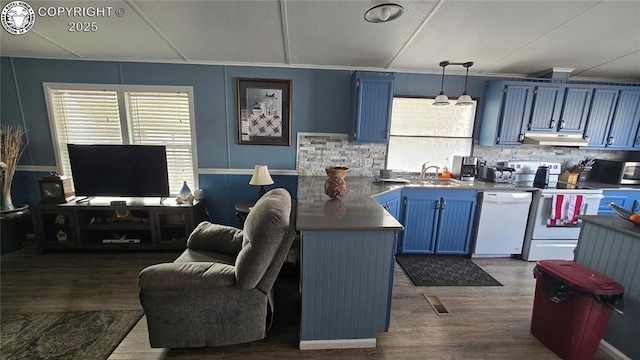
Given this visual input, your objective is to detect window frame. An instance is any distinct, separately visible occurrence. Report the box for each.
[386,96,477,172]
[43,82,199,194]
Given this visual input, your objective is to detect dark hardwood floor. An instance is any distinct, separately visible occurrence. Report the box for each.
[1,239,614,359]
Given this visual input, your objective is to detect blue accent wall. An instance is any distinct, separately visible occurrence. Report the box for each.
[2,56,484,225]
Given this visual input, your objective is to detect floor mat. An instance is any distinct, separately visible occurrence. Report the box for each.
[396,255,503,286]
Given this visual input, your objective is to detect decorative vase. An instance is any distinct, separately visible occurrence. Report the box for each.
[324,166,349,200]
[179,181,192,198]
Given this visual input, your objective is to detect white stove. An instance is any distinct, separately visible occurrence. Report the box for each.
[522,187,603,261]
[498,161,604,261]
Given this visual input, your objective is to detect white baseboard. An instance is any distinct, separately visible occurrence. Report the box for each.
[299,338,376,350]
[600,340,631,360]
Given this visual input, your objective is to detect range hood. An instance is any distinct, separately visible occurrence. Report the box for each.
[522,133,588,147]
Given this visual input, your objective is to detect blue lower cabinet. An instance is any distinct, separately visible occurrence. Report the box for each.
[599,190,640,215]
[401,189,477,255]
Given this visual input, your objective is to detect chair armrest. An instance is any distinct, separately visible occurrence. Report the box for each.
[138,262,236,290]
[187,222,244,255]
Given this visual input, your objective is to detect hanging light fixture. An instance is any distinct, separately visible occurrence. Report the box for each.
[456,61,474,106]
[364,1,404,23]
[433,61,450,106]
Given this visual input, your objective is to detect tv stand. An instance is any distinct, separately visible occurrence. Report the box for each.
[33,197,207,252]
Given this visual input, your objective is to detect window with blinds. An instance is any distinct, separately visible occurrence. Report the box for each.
[386,97,476,172]
[45,85,196,196]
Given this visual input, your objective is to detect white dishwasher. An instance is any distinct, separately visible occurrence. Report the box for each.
[472,191,532,258]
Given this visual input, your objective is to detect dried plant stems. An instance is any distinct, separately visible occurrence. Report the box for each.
[1,125,28,210]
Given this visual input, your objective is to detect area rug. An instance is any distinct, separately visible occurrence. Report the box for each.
[0,310,143,360]
[396,255,503,286]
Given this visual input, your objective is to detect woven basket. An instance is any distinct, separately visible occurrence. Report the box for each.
[325,166,349,179]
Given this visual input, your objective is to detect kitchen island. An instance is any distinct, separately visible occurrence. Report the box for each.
[296,176,403,350]
[574,215,640,360]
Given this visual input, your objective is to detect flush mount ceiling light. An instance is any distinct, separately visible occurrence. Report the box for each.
[364,1,404,23]
[456,61,474,106]
[433,61,450,106]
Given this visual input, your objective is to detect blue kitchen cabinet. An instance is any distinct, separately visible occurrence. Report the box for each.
[598,190,640,215]
[375,191,403,251]
[529,85,592,134]
[479,81,533,145]
[348,72,395,143]
[400,190,477,255]
[608,90,640,150]
[583,89,619,148]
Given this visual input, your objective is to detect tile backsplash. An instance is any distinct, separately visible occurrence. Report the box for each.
[473,145,627,169]
[296,133,629,176]
[297,133,386,177]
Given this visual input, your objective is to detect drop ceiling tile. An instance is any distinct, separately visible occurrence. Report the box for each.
[285,0,438,68]
[133,0,286,64]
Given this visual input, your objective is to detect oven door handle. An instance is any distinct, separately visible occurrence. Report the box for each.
[540,194,604,199]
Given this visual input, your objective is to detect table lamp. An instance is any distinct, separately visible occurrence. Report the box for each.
[249,165,274,197]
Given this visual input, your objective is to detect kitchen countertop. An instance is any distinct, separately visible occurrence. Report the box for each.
[296,176,537,232]
[580,215,640,238]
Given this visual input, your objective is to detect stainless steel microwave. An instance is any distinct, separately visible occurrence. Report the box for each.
[589,160,640,185]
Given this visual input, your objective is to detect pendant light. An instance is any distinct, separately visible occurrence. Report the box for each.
[364,1,404,23]
[433,61,450,106]
[456,61,474,106]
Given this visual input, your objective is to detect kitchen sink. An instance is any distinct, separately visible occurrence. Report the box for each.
[406,179,461,187]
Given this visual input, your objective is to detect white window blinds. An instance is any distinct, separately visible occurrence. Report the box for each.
[49,89,122,178]
[46,85,196,196]
[126,91,194,195]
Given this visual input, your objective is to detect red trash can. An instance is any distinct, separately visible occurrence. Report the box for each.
[531,260,624,360]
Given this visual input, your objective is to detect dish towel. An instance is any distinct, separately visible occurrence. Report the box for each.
[547,194,585,227]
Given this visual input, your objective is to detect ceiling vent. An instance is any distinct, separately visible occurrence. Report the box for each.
[531,67,575,80]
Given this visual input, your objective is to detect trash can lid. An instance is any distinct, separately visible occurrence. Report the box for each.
[535,260,624,296]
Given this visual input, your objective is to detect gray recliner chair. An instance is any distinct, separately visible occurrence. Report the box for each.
[138,188,296,348]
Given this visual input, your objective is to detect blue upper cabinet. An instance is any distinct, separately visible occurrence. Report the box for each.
[583,89,619,148]
[478,81,533,145]
[529,85,563,131]
[608,90,640,150]
[348,72,395,143]
[529,85,592,133]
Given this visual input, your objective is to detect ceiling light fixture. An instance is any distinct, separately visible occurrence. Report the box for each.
[364,1,404,23]
[456,61,474,106]
[433,61,450,106]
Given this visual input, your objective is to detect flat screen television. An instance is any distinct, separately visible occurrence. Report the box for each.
[67,144,170,197]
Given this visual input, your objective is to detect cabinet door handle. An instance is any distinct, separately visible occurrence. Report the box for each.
[527,123,532,130]
[584,135,590,141]
[353,132,357,139]
[559,120,565,129]
[441,198,446,210]
[636,137,640,146]
[496,136,500,144]
[384,129,389,138]
[550,120,556,128]
[608,136,614,145]
[435,199,441,210]
[383,204,390,212]
[518,133,524,142]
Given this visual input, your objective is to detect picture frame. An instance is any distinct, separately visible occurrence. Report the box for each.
[237,78,292,146]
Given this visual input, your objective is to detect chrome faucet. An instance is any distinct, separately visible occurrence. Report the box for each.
[421,163,441,179]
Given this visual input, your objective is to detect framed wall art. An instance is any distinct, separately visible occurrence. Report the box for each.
[237,78,292,146]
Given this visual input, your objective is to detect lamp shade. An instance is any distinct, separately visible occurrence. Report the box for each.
[456,93,473,106]
[249,165,274,186]
[433,91,450,106]
[364,1,404,23]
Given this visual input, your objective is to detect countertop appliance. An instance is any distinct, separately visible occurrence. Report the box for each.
[498,161,562,187]
[451,156,478,181]
[478,165,516,184]
[522,188,603,261]
[473,191,532,257]
[533,166,550,189]
[588,159,640,185]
